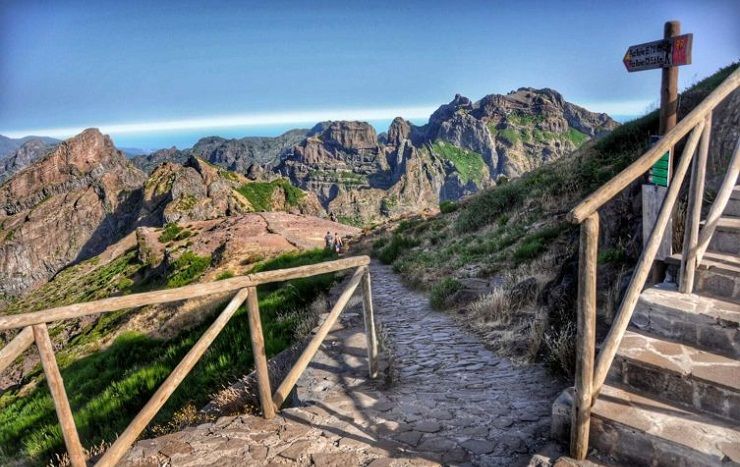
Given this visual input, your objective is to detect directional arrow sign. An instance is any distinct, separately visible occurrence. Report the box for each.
[623,33,693,72]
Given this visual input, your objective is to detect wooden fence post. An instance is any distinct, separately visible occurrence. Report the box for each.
[33,324,87,467]
[97,288,250,467]
[246,286,276,419]
[361,270,379,379]
[680,113,712,293]
[272,267,365,409]
[570,213,599,460]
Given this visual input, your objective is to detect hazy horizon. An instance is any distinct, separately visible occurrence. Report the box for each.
[2,0,738,149]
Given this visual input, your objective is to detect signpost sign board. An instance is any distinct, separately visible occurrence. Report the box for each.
[623,33,693,72]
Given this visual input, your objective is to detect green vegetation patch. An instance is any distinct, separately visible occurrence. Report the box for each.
[512,224,566,265]
[158,223,192,243]
[0,249,337,464]
[439,200,458,214]
[166,251,211,288]
[375,235,421,265]
[431,141,486,184]
[430,278,463,310]
[236,179,305,212]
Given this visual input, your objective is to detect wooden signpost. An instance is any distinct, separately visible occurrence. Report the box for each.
[625,21,693,268]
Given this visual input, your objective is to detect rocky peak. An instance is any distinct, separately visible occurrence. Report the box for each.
[429,94,474,125]
[0,129,147,296]
[0,138,56,184]
[387,117,412,147]
[309,121,379,152]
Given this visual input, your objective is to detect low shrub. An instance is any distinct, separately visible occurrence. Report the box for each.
[376,235,420,265]
[439,200,458,214]
[166,252,211,288]
[429,278,462,310]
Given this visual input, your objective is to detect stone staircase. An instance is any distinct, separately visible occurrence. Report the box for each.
[553,185,740,466]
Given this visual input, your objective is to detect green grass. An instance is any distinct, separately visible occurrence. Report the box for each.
[566,128,589,147]
[236,179,305,212]
[431,141,486,184]
[375,235,421,265]
[429,278,463,310]
[439,200,458,213]
[215,270,235,281]
[166,251,211,288]
[158,223,192,243]
[512,224,565,265]
[0,249,338,465]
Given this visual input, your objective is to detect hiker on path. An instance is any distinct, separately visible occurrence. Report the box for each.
[324,231,334,250]
[334,232,344,254]
[329,211,337,222]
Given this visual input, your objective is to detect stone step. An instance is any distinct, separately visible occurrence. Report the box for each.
[610,329,740,422]
[666,251,740,299]
[726,186,740,217]
[551,384,740,466]
[632,286,739,358]
[707,216,740,255]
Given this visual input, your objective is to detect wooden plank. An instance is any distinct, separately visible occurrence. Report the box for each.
[272,267,366,409]
[32,324,86,467]
[0,326,34,374]
[569,67,739,224]
[570,213,599,460]
[246,286,276,419]
[361,271,379,379]
[590,121,704,397]
[696,139,740,263]
[680,114,712,293]
[96,288,250,467]
[0,256,370,331]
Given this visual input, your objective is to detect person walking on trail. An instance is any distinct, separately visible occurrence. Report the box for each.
[324,231,334,250]
[329,211,337,223]
[333,232,344,254]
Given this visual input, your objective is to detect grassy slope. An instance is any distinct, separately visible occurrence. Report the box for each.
[236,179,305,212]
[367,63,737,373]
[0,247,337,464]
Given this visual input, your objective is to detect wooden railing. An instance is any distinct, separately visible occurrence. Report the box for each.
[567,67,740,460]
[0,255,377,467]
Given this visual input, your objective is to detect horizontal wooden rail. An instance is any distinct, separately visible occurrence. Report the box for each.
[0,255,370,331]
[0,256,376,466]
[569,66,740,224]
[272,266,366,409]
[97,288,250,467]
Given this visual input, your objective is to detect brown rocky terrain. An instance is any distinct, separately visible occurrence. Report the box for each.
[130,88,616,226]
[0,137,58,183]
[0,129,147,296]
[141,157,323,224]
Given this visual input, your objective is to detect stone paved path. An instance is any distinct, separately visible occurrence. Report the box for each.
[121,261,565,466]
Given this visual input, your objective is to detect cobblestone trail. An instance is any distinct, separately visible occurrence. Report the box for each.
[122,261,565,466]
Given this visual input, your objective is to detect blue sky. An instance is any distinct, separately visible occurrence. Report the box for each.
[1,0,738,149]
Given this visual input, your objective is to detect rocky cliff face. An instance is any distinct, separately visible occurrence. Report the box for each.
[0,135,59,159]
[142,156,322,223]
[0,138,58,183]
[0,129,147,296]
[131,130,308,175]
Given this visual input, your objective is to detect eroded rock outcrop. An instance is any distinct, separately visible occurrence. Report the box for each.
[0,129,146,296]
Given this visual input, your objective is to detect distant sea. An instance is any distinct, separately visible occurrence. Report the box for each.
[108,114,641,155]
[109,118,429,153]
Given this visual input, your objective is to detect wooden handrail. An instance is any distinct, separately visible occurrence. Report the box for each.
[272,266,367,409]
[694,139,740,265]
[97,288,251,467]
[0,327,34,374]
[569,67,740,224]
[680,113,712,293]
[590,120,704,400]
[0,255,370,330]
[0,255,378,467]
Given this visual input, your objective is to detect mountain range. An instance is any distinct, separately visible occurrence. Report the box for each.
[0,87,616,298]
